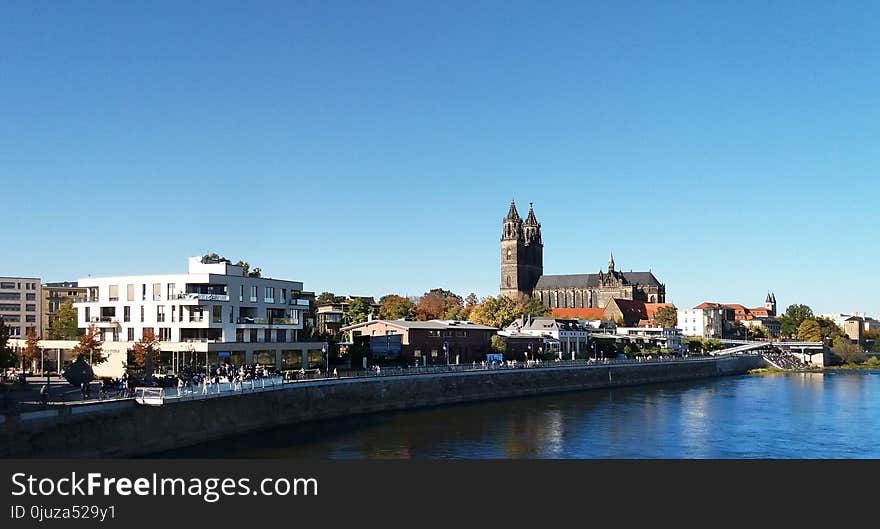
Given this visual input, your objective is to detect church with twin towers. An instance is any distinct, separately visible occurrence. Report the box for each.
[500,200,666,309]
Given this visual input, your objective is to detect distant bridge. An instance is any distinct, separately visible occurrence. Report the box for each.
[713,340,826,368]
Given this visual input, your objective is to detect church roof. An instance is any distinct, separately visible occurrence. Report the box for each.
[551,308,607,320]
[534,271,662,290]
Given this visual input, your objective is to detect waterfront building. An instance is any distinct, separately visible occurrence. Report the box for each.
[341,318,497,366]
[693,293,779,337]
[603,299,675,327]
[843,316,864,345]
[499,200,666,306]
[41,281,87,338]
[71,256,325,377]
[0,276,42,339]
[677,307,723,339]
[613,327,684,353]
[501,316,592,358]
[316,296,379,336]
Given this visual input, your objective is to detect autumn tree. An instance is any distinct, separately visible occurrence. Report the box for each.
[468,294,550,329]
[654,306,678,328]
[415,289,465,321]
[378,294,416,320]
[797,319,822,342]
[814,317,845,345]
[22,328,41,372]
[48,299,83,340]
[130,329,161,369]
[72,325,107,365]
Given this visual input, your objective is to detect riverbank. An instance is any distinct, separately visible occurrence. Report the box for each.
[0,355,763,458]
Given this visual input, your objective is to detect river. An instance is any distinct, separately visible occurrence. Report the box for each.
[161,370,880,458]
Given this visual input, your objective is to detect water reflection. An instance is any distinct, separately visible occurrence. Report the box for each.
[157,371,880,459]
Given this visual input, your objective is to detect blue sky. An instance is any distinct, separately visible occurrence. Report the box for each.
[2,1,878,316]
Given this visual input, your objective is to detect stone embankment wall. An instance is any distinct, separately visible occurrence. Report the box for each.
[0,355,763,458]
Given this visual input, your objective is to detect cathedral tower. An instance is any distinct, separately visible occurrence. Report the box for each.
[501,200,543,299]
[765,292,777,316]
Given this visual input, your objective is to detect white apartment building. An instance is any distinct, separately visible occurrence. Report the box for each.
[614,327,684,353]
[72,257,325,375]
[0,276,42,338]
[677,308,722,339]
[501,316,592,357]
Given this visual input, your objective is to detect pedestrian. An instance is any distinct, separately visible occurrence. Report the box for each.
[333,368,338,378]
[39,383,49,405]
[177,376,184,397]
[81,382,87,400]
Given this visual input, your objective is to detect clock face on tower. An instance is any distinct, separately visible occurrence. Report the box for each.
[506,249,512,260]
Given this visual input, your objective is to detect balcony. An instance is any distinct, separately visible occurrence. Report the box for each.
[237,317,299,326]
[88,317,120,328]
[173,293,230,302]
[76,297,99,303]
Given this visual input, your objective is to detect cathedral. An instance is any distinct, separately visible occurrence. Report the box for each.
[500,200,666,309]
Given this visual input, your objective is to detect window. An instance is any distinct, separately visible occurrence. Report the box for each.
[0,282,15,289]
[264,329,272,342]
[236,329,244,342]
[127,328,134,341]
[265,287,274,303]
[123,306,131,322]
[159,328,171,341]
[140,306,144,322]
[25,293,35,301]
[0,293,19,301]
[427,330,441,337]
[249,329,258,343]
[280,289,287,303]
[153,283,161,301]
[239,285,244,302]
[167,283,176,299]
[212,305,222,323]
[142,284,147,301]
[85,307,91,321]
[26,315,35,322]
[109,285,119,301]
[157,306,165,322]
[229,306,234,323]
[26,304,35,312]
[276,329,287,342]
[127,284,135,301]
[48,301,58,312]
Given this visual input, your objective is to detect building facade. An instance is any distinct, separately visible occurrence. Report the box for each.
[72,257,324,374]
[341,319,497,366]
[677,308,723,339]
[42,281,87,338]
[0,276,42,338]
[501,316,592,358]
[500,200,665,307]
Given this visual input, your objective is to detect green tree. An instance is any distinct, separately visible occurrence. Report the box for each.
[378,294,416,320]
[814,317,845,345]
[832,336,865,364]
[797,319,822,342]
[48,299,83,340]
[0,316,18,376]
[72,325,107,365]
[201,253,262,277]
[779,304,814,338]
[415,289,465,321]
[490,335,506,356]
[654,306,678,328]
[746,325,768,339]
[316,292,345,304]
[345,298,376,325]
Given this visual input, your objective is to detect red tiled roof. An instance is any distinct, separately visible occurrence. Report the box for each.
[551,308,607,320]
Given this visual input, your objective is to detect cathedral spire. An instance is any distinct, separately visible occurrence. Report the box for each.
[505,199,521,221]
[525,202,538,226]
[608,251,615,273]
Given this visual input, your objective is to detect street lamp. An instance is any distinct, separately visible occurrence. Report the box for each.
[322,343,329,376]
[443,342,449,366]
